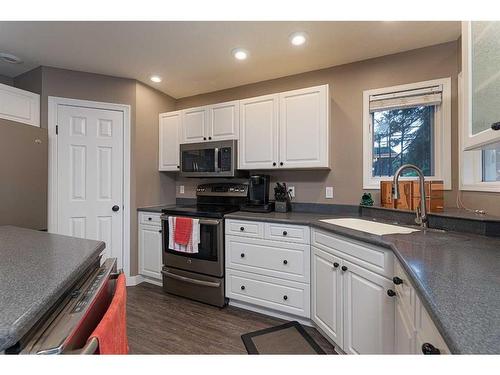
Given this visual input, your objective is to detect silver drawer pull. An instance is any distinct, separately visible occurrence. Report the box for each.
[161,269,221,288]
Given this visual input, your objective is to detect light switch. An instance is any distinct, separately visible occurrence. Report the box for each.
[179,185,185,194]
[325,187,333,199]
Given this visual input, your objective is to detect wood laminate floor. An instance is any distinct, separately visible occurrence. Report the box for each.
[127,282,336,354]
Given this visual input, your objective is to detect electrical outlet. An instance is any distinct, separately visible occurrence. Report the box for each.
[179,185,185,194]
[288,186,295,199]
[325,186,334,199]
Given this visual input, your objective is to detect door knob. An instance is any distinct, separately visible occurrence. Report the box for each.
[112,205,120,212]
[241,285,245,290]
[273,162,277,166]
[283,295,288,300]
[333,262,339,268]
[387,289,396,297]
[240,253,245,258]
[421,343,440,355]
[341,266,348,272]
[282,231,288,236]
[283,259,288,265]
[393,276,403,285]
[491,122,500,131]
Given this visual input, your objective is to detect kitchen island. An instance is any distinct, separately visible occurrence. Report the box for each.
[0,226,105,352]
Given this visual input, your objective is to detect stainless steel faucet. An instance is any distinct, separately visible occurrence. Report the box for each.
[393,164,428,229]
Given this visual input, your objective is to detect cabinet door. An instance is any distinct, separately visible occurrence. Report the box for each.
[279,85,329,168]
[208,100,239,141]
[239,94,279,169]
[159,111,180,171]
[138,225,163,280]
[462,21,500,149]
[182,106,208,143]
[342,259,395,354]
[394,299,415,354]
[311,247,343,348]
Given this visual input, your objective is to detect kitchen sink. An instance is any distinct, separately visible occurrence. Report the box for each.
[319,218,420,236]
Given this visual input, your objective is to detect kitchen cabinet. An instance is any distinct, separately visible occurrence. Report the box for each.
[239,94,279,169]
[279,85,329,168]
[158,111,181,171]
[181,106,208,143]
[0,83,40,127]
[138,212,163,281]
[238,85,330,170]
[208,100,239,141]
[395,298,415,354]
[462,21,500,150]
[311,247,343,346]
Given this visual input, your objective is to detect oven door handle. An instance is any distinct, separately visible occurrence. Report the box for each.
[199,218,221,226]
[161,269,221,288]
[214,147,220,173]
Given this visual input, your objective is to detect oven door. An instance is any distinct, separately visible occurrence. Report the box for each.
[162,216,224,277]
[180,140,237,178]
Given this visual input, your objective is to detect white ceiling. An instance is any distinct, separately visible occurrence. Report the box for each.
[0,21,460,98]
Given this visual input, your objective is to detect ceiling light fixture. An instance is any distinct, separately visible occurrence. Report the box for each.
[150,75,162,83]
[0,52,23,64]
[232,48,248,61]
[289,32,308,46]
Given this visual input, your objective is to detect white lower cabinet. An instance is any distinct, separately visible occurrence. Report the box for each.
[138,212,163,280]
[394,299,415,354]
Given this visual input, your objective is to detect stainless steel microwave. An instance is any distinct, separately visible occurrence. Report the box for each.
[180,140,240,177]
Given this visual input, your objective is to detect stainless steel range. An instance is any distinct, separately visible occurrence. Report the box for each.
[160,182,248,307]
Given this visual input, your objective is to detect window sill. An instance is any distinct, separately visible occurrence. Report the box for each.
[364,176,451,191]
[460,183,500,193]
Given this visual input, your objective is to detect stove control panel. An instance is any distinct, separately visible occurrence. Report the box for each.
[196,183,248,197]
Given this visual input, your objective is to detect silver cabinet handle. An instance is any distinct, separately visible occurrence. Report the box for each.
[161,269,221,288]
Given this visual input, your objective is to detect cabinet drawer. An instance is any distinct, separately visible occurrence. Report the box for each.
[139,212,162,226]
[265,222,310,244]
[393,259,416,323]
[226,269,310,318]
[312,229,394,278]
[226,236,310,283]
[226,219,264,238]
[414,296,450,354]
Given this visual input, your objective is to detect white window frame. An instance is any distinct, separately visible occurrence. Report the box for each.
[459,72,500,192]
[362,78,452,190]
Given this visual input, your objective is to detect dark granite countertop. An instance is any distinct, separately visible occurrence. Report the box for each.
[137,205,176,213]
[225,211,500,354]
[0,226,105,352]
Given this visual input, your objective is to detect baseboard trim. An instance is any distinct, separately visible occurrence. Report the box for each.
[228,299,313,327]
[126,275,163,287]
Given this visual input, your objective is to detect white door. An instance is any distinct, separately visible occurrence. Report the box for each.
[208,100,239,141]
[138,224,162,280]
[57,104,124,268]
[279,85,329,168]
[159,111,180,171]
[311,247,343,348]
[342,259,395,354]
[181,106,208,143]
[395,299,415,354]
[239,94,279,169]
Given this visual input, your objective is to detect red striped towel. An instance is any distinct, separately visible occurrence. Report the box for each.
[174,217,193,245]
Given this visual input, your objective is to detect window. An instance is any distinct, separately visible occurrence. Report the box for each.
[460,71,500,191]
[363,78,452,190]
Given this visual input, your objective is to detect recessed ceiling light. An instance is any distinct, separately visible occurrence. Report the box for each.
[150,75,162,83]
[232,48,248,61]
[0,52,23,64]
[289,32,308,46]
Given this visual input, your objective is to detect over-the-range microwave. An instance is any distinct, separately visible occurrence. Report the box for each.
[180,140,245,178]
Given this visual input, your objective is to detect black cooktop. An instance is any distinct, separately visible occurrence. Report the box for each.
[161,204,240,219]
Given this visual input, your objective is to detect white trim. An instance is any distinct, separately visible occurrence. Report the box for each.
[228,300,313,327]
[458,72,500,192]
[47,96,132,281]
[362,78,452,190]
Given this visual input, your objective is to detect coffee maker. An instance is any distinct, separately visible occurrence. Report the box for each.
[240,174,274,212]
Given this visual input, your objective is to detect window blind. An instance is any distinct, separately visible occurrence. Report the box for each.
[369,85,442,112]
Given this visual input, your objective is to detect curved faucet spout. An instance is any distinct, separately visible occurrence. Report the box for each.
[392,164,428,228]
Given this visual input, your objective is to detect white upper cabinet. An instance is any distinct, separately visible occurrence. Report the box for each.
[462,21,500,150]
[279,85,329,168]
[239,94,279,169]
[0,83,40,127]
[181,106,208,143]
[208,100,239,141]
[159,111,181,171]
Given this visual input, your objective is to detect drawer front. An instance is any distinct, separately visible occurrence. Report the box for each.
[226,219,264,238]
[265,222,310,244]
[312,229,394,278]
[226,269,310,318]
[139,212,162,226]
[393,259,416,323]
[226,236,310,283]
